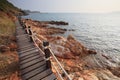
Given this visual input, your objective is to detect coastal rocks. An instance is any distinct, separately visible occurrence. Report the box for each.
[93,69,120,80]
[65,35,97,56]
[107,67,120,77]
[48,21,68,25]
[24,19,67,35]
[50,35,97,58]
[50,44,74,59]
[50,36,74,58]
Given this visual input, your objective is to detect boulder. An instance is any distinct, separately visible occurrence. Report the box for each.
[65,35,88,56]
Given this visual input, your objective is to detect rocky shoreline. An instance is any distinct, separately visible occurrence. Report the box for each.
[23,18,120,80]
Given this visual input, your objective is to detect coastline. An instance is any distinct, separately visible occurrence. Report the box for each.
[23,18,120,80]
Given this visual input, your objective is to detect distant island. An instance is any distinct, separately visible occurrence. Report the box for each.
[23,10,40,14]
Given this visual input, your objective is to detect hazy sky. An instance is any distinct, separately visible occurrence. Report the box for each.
[9,0,120,13]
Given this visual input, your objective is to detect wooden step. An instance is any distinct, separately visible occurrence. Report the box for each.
[19,53,40,61]
[18,46,35,52]
[20,55,40,65]
[19,50,39,58]
[21,61,46,75]
[28,69,52,80]
[18,43,35,50]
[18,43,32,47]
[21,64,47,79]
[18,47,38,54]
[17,37,30,41]
[20,58,44,69]
[17,38,30,42]
[16,34,28,37]
[18,44,34,49]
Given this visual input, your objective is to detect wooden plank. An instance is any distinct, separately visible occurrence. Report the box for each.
[19,50,39,58]
[17,37,30,41]
[22,64,47,79]
[18,43,33,46]
[19,53,40,61]
[41,73,56,80]
[18,44,34,49]
[21,61,46,75]
[17,38,30,41]
[29,69,52,80]
[17,42,31,46]
[20,55,40,64]
[16,34,28,37]
[18,47,38,54]
[18,46,35,52]
[17,37,29,40]
[20,57,44,69]
[17,39,30,43]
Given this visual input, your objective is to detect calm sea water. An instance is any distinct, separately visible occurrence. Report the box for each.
[23,13,120,58]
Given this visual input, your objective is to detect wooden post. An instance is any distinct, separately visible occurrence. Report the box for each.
[24,24,27,34]
[43,41,51,69]
[28,26,33,42]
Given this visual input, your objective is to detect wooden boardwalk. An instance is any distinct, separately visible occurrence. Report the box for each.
[16,20,56,80]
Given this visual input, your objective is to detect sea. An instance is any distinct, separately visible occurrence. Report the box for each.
[22,13,120,61]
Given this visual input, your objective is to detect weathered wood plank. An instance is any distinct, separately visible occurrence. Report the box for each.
[21,61,46,75]
[20,55,40,64]
[18,44,34,49]
[22,64,47,79]
[18,48,38,54]
[20,58,44,69]
[18,46,35,51]
[19,50,39,58]
[19,53,40,61]
[29,69,52,80]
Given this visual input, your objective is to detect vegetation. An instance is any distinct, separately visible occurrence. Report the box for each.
[0,0,21,14]
[0,0,23,79]
[0,13,15,35]
[0,0,22,45]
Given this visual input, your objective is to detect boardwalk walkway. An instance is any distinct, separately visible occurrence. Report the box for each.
[16,20,56,80]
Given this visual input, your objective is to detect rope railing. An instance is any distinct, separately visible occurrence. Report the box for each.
[19,18,72,80]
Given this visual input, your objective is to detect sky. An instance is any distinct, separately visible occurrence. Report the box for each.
[9,0,120,13]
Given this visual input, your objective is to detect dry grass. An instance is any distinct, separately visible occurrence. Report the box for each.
[0,12,16,45]
[0,52,19,79]
[0,13,15,35]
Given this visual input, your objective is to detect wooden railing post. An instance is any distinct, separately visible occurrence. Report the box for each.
[43,41,51,69]
[24,23,28,34]
[28,26,33,42]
